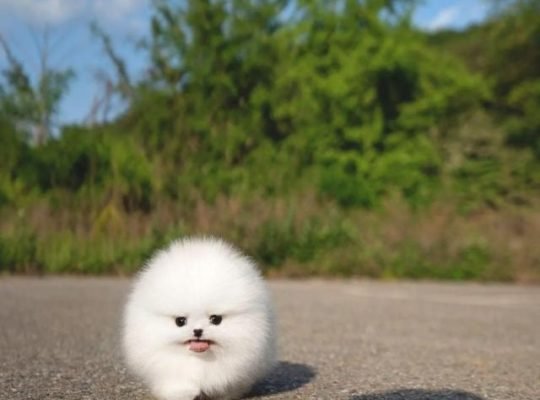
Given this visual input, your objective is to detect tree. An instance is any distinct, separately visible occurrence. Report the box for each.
[0,31,74,145]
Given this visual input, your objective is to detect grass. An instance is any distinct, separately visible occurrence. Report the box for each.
[0,193,538,282]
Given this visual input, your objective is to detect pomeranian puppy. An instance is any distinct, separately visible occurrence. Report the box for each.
[123,237,276,400]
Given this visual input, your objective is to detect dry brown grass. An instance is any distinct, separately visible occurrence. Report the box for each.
[1,193,538,282]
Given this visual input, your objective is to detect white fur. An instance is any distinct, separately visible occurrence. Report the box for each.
[123,237,277,400]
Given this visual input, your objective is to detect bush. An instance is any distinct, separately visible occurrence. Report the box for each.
[0,230,38,273]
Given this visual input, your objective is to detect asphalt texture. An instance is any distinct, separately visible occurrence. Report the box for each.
[0,278,539,400]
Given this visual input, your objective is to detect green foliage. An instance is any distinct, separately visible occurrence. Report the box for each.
[486,1,540,164]
[29,126,154,211]
[0,37,74,144]
[0,229,38,273]
[0,0,539,280]
[430,0,540,162]
[255,214,352,267]
[0,116,29,205]
[383,242,491,280]
[505,80,540,157]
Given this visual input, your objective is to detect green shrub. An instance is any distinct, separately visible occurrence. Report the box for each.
[0,230,38,273]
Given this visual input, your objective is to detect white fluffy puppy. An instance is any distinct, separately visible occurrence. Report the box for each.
[123,237,276,400]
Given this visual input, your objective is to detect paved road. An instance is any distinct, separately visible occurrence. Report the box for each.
[0,278,539,400]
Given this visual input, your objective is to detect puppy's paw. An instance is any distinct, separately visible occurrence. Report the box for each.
[152,382,200,400]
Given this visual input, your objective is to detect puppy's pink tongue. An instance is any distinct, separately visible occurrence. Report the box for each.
[189,341,210,352]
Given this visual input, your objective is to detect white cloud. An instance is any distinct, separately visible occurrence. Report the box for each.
[92,0,147,21]
[0,0,147,26]
[426,6,460,31]
[0,0,83,24]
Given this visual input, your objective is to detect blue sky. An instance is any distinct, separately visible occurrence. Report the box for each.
[0,0,491,126]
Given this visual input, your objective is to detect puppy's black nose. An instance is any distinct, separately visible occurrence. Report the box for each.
[193,329,203,338]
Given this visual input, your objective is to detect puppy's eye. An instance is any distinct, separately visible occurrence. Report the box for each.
[209,315,222,325]
[175,317,187,327]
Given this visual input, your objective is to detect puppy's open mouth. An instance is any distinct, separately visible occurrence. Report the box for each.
[185,339,214,353]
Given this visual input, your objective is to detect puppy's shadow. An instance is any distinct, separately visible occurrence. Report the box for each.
[246,361,316,398]
[351,389,485,400]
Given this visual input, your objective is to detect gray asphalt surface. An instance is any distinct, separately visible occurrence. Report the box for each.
[0,278,539,400]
